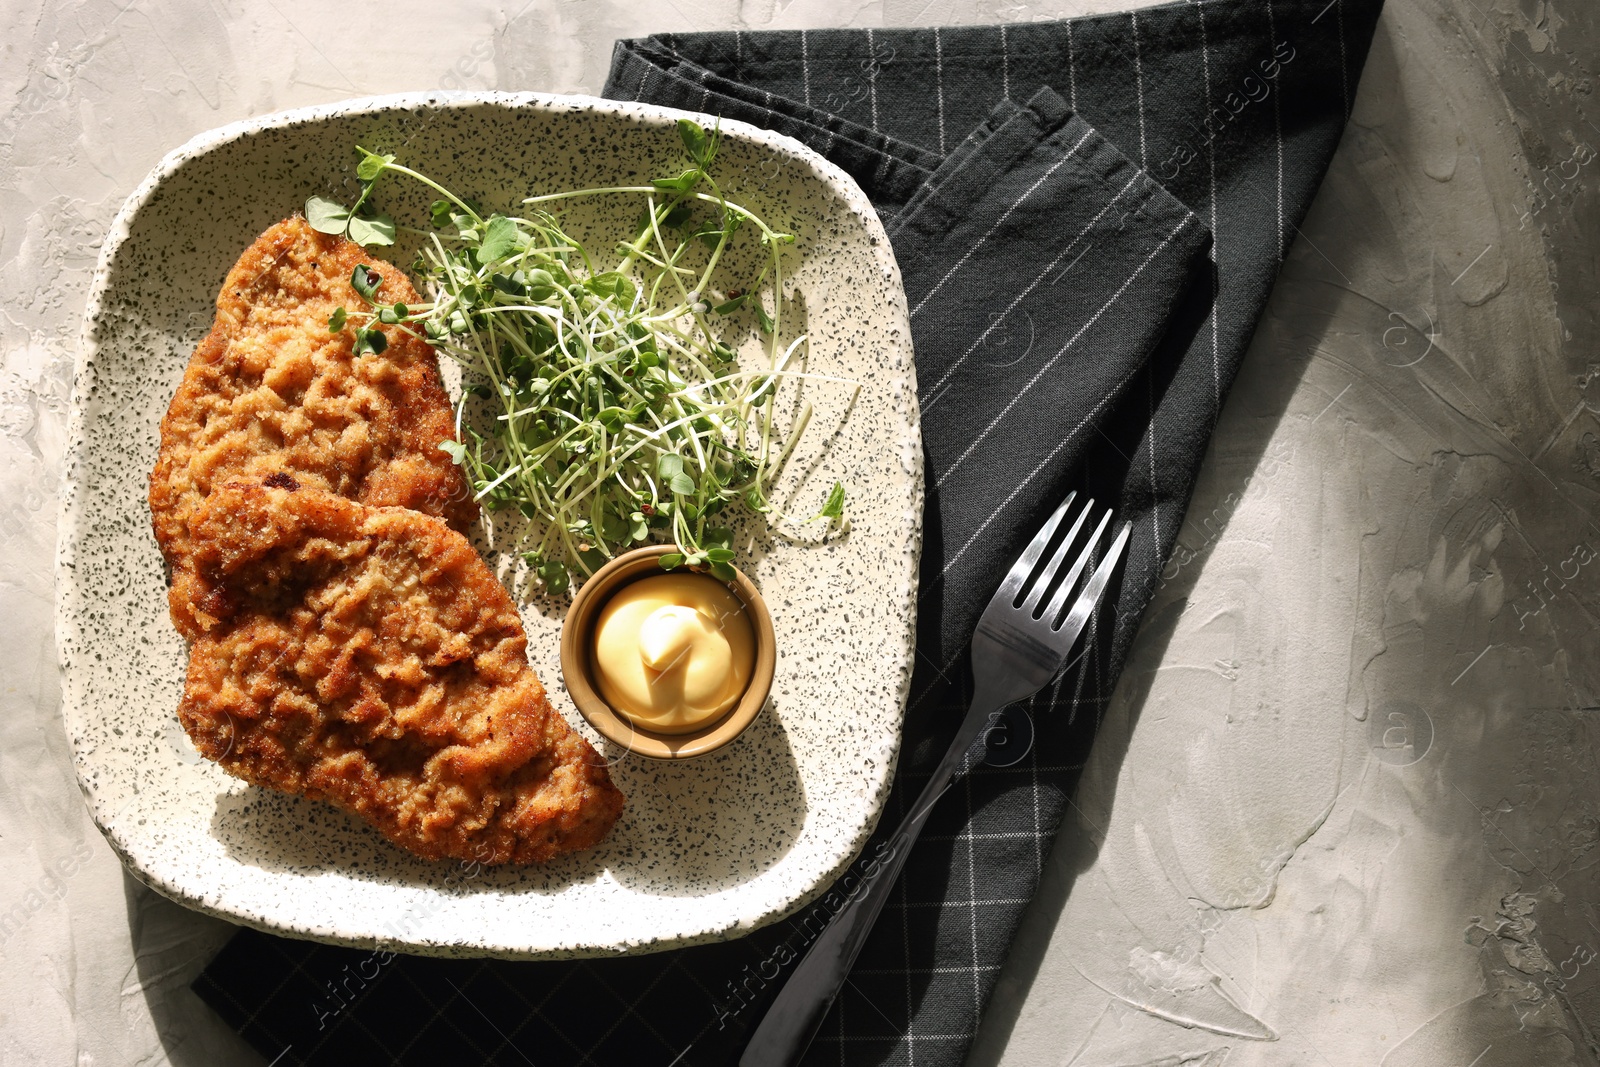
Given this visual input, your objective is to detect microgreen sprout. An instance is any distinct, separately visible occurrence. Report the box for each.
[811,482,845,525]
[306,152,397,247]
[310,122,848,592]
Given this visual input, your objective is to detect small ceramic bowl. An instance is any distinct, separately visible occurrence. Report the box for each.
[561,545,777,760]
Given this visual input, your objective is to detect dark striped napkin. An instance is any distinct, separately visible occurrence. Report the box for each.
[194,2,1383,1063]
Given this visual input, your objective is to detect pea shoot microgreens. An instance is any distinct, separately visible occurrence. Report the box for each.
[307,120,848,593]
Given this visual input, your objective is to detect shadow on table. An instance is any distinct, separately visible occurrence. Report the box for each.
[121,870,269,1067]
[961,189,1355,1065]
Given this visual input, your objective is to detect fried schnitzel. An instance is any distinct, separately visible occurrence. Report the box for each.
[150,216,474,637]
[176,480,624,865]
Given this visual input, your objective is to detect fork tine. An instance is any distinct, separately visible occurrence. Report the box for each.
[1020,501,1096,616]
[1053,520,1132,647]
[995,492,1077,606]
[1031,506,1110,619]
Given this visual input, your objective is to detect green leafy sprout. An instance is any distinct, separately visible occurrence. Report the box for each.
[306,151,397,248]
[306,120,850,592]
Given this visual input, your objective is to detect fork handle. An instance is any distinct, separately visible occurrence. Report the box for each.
[738,694,1002,1067]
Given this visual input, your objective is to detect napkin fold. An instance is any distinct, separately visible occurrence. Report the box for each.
[194,2,1384,1063]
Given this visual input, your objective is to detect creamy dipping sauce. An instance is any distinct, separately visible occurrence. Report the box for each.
[591,573,755,734]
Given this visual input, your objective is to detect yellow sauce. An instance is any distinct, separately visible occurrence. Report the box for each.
[591,573,755,734]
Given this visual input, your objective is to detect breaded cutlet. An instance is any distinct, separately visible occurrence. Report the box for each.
[176,480,624,865]
[150,216,475,637]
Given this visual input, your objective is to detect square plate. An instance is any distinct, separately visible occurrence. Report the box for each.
[57,92,922,958]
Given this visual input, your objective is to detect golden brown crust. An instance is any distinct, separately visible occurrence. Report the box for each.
[176,481,624,865]
[150,216,476,631]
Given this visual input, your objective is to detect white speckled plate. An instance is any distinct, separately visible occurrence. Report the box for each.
[57,92,921,958]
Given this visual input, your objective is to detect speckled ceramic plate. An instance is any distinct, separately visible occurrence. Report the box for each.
[57,91,921,958]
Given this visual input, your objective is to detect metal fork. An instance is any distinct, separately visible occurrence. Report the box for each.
[740,493,1132,1066]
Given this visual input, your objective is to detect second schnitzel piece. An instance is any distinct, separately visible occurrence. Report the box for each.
[151,216,475,636]
[176,479,624,865]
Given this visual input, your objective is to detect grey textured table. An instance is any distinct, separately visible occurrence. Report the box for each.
[4,1,1596,1064]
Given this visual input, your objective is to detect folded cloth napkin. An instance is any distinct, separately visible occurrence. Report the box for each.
[194,1,1383,1063]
